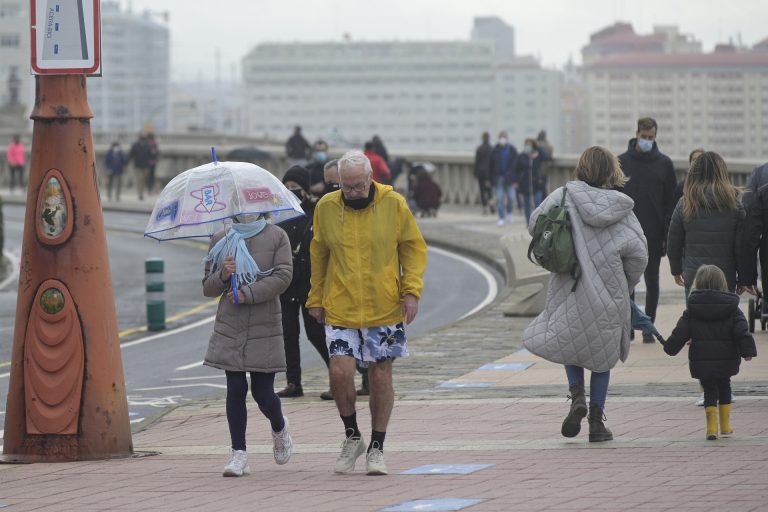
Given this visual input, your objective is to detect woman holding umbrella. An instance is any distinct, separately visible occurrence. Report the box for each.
[203,211,295,476]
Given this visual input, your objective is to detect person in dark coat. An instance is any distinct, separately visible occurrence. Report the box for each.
[285,126,311,165]
[619,117,677,341]
[666,151,745,298]
[412,168,442,217]
[663,265,756,440]
[276,165,332,400]
[489,131,519,226]
[474,132,494,215]
[515,138,545,223]
[104,141,126,202]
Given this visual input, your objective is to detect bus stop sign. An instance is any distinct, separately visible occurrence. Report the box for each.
[30,0,101,75]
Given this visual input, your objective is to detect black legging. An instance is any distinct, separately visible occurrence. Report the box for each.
[281,299,329,385]
[700,378,732,407]
[476,176,492,207]
[225,371,284,451]
[632,251,662,323]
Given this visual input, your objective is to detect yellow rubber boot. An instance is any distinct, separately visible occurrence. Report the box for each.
[719,404,733,437]
[705,406,718,440]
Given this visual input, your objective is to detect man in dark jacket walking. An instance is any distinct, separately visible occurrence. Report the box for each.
[489,131,518,226]
[474,132,493,215]
[619,117,677,342]
[285,126,311,166]
[277,166,332,400]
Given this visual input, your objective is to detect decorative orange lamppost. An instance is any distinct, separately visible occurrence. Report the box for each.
[2,0,132,461]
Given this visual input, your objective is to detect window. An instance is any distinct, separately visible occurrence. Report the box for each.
[0,34,19,47]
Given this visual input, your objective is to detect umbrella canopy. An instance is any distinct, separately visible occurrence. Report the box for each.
[144,161,304,241]
[630,300,665,342]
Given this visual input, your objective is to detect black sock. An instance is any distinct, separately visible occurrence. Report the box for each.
[341,413,361,439]
[369,430,386,452]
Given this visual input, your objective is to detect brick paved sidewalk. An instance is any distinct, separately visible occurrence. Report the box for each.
[2,198,767,511]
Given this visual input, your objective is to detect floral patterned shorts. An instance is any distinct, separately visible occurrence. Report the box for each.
[325,323,409,366]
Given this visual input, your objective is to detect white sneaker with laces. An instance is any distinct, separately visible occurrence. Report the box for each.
[695,393,705,406]
[334,436,366,473]
[366,445,388,476]
[272,416,293,465]
[222,449,250,477]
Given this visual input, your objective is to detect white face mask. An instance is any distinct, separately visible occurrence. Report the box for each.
[498,137,508,145]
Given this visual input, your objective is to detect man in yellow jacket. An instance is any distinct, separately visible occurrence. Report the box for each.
[308,150,427,476]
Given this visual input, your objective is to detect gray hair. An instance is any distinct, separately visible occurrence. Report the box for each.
[323,158,339,172]
[338,150,372,179]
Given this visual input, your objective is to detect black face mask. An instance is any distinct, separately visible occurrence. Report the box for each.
[342,184,375,210]
[323,182,340,196]
[290,189,305,201]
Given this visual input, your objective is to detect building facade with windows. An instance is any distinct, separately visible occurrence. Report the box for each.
[86,1,170,135]
[242,18,561,152]
[0,0,32,113]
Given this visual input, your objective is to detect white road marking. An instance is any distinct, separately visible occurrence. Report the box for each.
[0,250,19,290]
[129,418,145,424]
[135,383,227,391]
[428,246,498,320]
[169,374,225,381]
[120,315,215,349]
[175,360,204,371]
[0,372,9,379]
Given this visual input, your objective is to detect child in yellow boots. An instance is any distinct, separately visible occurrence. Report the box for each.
[663,265,756,440]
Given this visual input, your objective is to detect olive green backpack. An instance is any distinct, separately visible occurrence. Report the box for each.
[527,186,581,290]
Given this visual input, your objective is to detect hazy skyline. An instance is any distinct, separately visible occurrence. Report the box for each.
[126,0,768,82]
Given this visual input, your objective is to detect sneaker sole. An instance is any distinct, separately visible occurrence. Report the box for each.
[366,468,388,476]
[561,406,588,438]
[222,466,251,477]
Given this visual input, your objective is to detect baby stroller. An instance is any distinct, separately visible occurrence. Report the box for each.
[747,289,767,333]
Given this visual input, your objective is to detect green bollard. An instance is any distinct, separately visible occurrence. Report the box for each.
[145,258,165,331]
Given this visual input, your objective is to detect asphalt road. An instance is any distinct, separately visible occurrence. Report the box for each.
[0,206,500,430]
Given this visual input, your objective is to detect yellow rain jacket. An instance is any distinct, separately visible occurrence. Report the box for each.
[307,182,427,328]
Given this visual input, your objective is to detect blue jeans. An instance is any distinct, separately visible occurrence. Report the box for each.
[565,365,610,410]
[495,177,516,220]
[523,189,544,224]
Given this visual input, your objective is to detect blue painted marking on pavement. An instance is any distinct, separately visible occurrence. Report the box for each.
[438,381,492,389]
[477,362,534,372]
[380,498,484,511]
[0,502,10,508]
[401,464,494,475]
[129,411,140,417]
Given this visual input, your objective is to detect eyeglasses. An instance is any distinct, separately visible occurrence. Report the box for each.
[340,181,369,193]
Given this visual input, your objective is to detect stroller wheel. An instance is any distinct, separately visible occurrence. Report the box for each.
[748,298,756,333]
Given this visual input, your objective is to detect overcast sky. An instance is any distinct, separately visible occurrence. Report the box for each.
[125,0,768,82]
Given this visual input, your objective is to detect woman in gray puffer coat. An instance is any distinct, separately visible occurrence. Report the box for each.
[202,214,294,477]
[666,151,745,298]
[523,147,648,443]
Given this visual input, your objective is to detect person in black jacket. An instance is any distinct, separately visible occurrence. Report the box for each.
[666,151,744,298]
[276,166,332,400]
[285,126,311,165]
[663,265,756,440]
[474,132,494,215]
[619,117,677,342]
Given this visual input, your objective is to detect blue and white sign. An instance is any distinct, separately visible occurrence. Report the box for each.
[381,498,484,511]
[31,0,101,75]
[401,464,494,475]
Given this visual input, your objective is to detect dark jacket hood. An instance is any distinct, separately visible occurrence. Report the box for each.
[687,289,740,321]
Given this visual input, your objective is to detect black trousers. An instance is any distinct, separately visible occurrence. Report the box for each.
[281,298,329,385]
[225,371,283,451]
[476,176,492,207]
[700,378,732,407]
[632,251,662,324]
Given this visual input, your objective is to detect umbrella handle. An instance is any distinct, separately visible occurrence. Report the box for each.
[212,146,218,165]
[231,274,239,305]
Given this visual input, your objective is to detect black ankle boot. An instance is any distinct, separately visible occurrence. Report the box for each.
[588,404,613,442]
[561,385,588,438]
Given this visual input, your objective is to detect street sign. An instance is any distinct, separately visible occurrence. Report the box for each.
[30,0,101,75]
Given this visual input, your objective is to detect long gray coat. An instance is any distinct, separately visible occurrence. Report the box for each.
[523,181,648,372]
[202,224,293,373]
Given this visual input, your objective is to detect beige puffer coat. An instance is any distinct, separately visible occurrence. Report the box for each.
[202,224,293,372]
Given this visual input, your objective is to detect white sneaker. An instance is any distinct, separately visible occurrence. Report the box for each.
[366,446,388,476]
[695,393,705,406]
[496,219,505,227]
[272,416,293,465]
[222,449,250,477]
[334,436,366,474]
